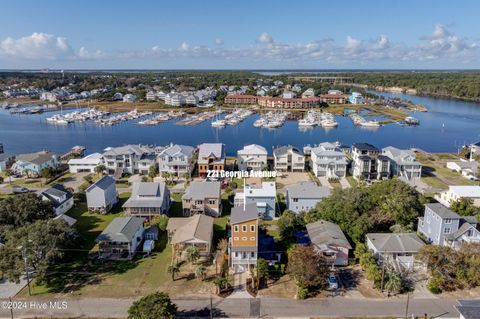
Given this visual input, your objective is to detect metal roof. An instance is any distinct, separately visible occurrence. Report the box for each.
[306,220,352,250]
[97,217,144,243]
[286,182,331,199]
[366,233,425,253]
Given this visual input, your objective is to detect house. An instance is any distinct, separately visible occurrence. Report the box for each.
[96,217,145,260]
[257,96,321,109]
[470,141,480,154]
[41,184,74,216]
[455,299,480,319]
[53,213,77,226]
[185,95,199,106]
[436,186,480,207]
[12,151,59,176]
[112,92,123,101]
[282,90,297,99]
[86,175,118,213]
[103,144,157,176]
[348,92,365,104]
[166,214,214,259]
[382,146,422,181]
[68,152,103,173]
[306,220,352,266]
[285,182,331,213]
[446,161,479,180]
[182,181,222,217]
[157,144,195,176]
[234,182,276,219]
[146,91,157,101]
[301,88,315,98]
[237,144,268,172]
[229,203,258,272]
[310,142,347,178]
[122,94,136,103]
[165,93,186,106]
[366,233,425,269]
[351,143,390,180]
[0,153,15,172]
[418,203,480,249]
[273,145,305,172]
[197,143,226,177]
[123,182,170,218]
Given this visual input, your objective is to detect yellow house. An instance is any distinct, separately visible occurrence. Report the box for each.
[229,203,258,272]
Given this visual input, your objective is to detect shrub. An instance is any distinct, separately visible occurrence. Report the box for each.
[427,276,443,294]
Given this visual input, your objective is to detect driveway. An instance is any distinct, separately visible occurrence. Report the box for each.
[319,176,333,189]
[340,177,351,189]
[0,275,27,298]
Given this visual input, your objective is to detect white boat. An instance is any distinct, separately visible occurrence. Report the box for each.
[321,119,339,127]
[298,118,316,127]
[55,119,70,125]
[211,119,226,127]
[360,120,380,127]
[253,118,267,127]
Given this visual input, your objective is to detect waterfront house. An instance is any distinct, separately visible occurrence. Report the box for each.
[112,92,123,101]
[122,94,136,103]
[185,95,199,106]
[40,184,74,216]
[366,233,425,270]
[12,151,59,177]
[436,186,480,207]
[306,220,352,266]
[103,144,157,176]
[301,88,315,98]
[229,203,258,272]
[68,152,103,173]
[273,145,305,172]
[166,214,214,259]
[237,144,268,172]
[285,182,331,214]
[86,175,118,213]
[310,142,347,178]
[157,144,195,176]
[182,181,222,217]
[282,90,297,99]
[351,143,390,180]
[197,143,226,177]
[470,141,480,154]
[123,182,170,219]
[96,217,145,260]
[446,161,479,180]
[348,92,365,104]
[165,93,186,106]
[146,91,157,101]
[0,153,15,172]
[417,203,480,249]
[234,182,276,220]
[382,146,422,181]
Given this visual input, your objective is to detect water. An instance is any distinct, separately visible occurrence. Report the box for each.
[1,92,479,155]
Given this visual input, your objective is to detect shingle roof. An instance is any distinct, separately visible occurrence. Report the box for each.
[159,144,194,157]
[182,181,220,200]
[306,220,352,249]
[448,186,480,198]
[456,300,480,319]
[366,233,425,253]
[41,184,72,208]
[16,151,57,165]
[273,145,303,157]
[425,203,460,219]
[286,182,331,199]
[103,144,154,157]
[86,175,115,192]
[166,215,213,245]
[352,143,379,152]
[198,143,225,164]
[97,217,144,242]
[238,144,268,155]
[230,203,259,224]
[123,182,167,208]
[446,222,477,241]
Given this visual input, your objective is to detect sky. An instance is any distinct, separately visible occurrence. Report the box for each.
[0,0,479,69]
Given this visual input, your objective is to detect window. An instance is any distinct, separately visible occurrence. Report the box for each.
[250,237,255,241]
[426,215,431,223]
[444,227,451,234]
[242,252,247,259]
[293,198,298,202]
[242,237,247,241]
[209,200,216,205]
[251,252,255,258]
[233,237,239,241]
[444,218,452,224]
[234,225,239,232]
[234,252,238,257]
[250,225,255,232]
[242,225,247,232]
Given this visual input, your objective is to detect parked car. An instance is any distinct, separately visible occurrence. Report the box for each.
[328,273,338,290]
[12,186,30,194]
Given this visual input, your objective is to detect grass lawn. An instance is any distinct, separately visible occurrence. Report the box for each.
[346,175,358,187]
[329,179,342,189]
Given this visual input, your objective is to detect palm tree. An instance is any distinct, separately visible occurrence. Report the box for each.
[5,169,13,184]
[182,172,190,182]
[185,246,200,264]
[161,171,169,181]
[213,276,227,294]
[195,265,207,281]
[95,164,106,175]
[167,263,180,281]
[385,272,402,295]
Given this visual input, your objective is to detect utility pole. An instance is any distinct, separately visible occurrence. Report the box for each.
[210,292,213,319]
[23,248,32,297]
[404,292,410,319]
[9,297,13,319]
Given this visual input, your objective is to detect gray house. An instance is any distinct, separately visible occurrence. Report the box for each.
[123,182,170,219]
[306,220,351,266]
[417,203,480,249]
[285,182,331,214]
[96,217,145,260]
[234,182,276,219]
[86,175,118,214]
[382,146,422,181]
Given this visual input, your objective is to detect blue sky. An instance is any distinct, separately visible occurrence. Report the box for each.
[0,0,479,69]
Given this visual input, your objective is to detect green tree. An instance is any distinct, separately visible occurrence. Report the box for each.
[40,167,56,179]
[95,164,106,175]
[385,272,402,295]
[157,215,169,232]
[83,174,94,184]
[185,246,199,264]
[255,258,270,289]
[128,292,177,319]
[213,276,228,294]
[450,198,480,216]
[277,210,303,240]
[195,265,207,280]
[148,166,158,179]
[167,263,180,281]
[288,245,328,298]
[4,169,14,184]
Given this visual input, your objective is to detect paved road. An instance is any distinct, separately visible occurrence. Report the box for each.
[0,296,461,318]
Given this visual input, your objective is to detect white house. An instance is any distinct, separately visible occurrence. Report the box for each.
[446,161,478,180]
[41,184,74,216]
[234,182,276,220]
[282,90,297,99]
[436,186,480,207]
[285,182,331,213]
[237,144,268,172]
[68,153,103,173]
[382,146,422,181]
[157,144,195,176]
[273,146,305,172]
[123,94,136,103]
[103,144,157,176]
[301,88,315,98]
[146,91,157,101]
[310,142,347,178]
[86,175,118,214]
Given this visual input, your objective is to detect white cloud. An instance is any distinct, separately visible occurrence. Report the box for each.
[256,32,274,44]
[0,32,73,59]
[215,38,224,45]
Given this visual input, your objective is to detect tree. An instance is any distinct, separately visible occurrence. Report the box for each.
[148,166,158,179]
[4,169,14,184]
[195,265,207,280]
[213,276,228,294]
[167,263,180,281]
[128,292,177,319]
[185,246,199,264]
[0,219,74,282]
[277,210,303,240]
[95,164,106,175]
[83,174,94,184]
[157,215,169,232]
[288,245,328,298]
[0,176,3,184]
[450,198,480,216]
[385,272,402,295]
[182,172,191,182]
[256,258,270,288]
[40,167,55,179]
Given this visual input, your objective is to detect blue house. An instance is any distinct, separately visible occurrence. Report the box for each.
[234,182,277,219]
[12,151,59,176]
